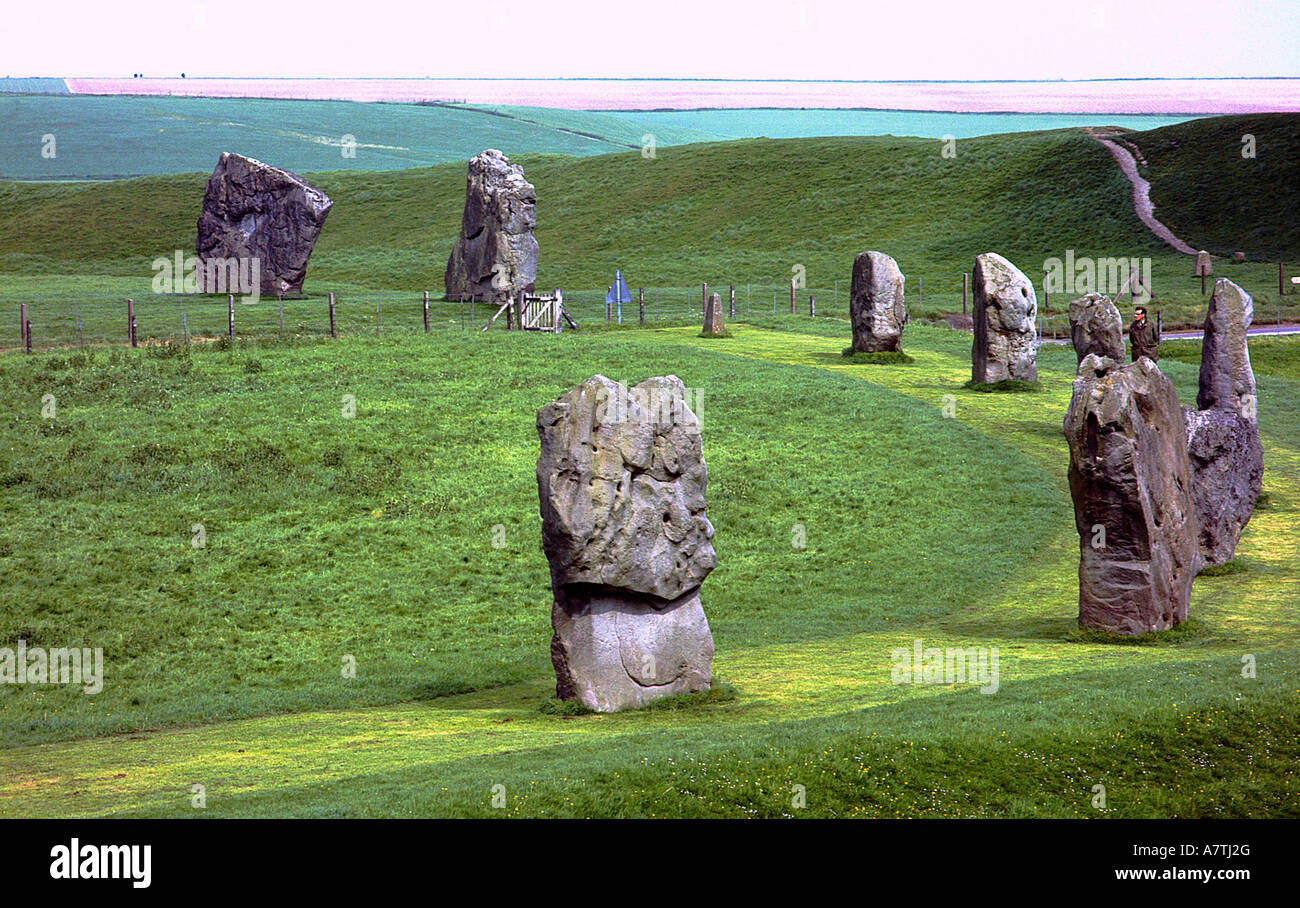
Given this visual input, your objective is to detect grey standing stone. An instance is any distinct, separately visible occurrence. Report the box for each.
[444,149,538,302]
[537,375,716,712]
[972,253,1038,383]
[195,153,332,296]
[1065,355,1201,634]
[849,251,907,352]
[1183,407,1264,566]
[1197,278,1256,416]
[1068,292,1124,364]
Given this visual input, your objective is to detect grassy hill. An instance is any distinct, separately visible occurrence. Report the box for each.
[1129,113,1300,261]
[2,117,1298,340]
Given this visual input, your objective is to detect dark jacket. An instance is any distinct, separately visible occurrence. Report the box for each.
[1129,318,1159,362]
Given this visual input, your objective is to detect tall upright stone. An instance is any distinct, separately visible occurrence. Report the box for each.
[195,153,333,296]
[1067,292,1124,364]
[537,375,716,712]
[1197,279,1256,415]
[1184,277,1263,565]
[972,253,1038,383]
[444,149,538,303]
[849,251,907,352]
[1065,355,1201,634]
[702,293,726,335]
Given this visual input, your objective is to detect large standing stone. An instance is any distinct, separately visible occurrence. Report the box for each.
[972,253,1038,383]
[1064,355,1201,634]
[1068,293,1124,364]
[444,149,538,302]
[1197,279,1256,416]
[1184,277,1263,565]
[537,375,716,712]
[702,293,726,335]
[849,251,907,352]
[195,153,332,296]
[1183,407,1264,565]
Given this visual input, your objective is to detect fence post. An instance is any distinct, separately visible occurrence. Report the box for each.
[377,294,382,335]
[25,319,32,354]
[963,273,968,315]
[1282,262,1286,296]
[919,276,923,310]
[423,291,430,333]
[1156,310,1162,338]
[126,299,135,346]
[329,292,337,338]
[20,303,26,345]
[639,287,645,326]
[790,277,796,314]
[809,294,815,317]
[605,293,611,325]
[729,284,735,319]
[228,294,235,341]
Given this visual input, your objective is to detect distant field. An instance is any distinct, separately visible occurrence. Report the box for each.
[0,93,1198,181]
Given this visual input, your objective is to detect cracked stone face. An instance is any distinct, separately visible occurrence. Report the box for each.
[972,252,1038,383]
[195,152,332,296]
[537,375,715,712]
[444,149,538,302]
[1068,293,1124,364]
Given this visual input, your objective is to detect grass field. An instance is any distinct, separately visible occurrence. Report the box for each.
[2,116,1298,348]
[0,320,1296,817]
[0,108,1296,819]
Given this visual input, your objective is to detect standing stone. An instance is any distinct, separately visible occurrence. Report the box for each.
[702,293,726,335]
[1067,293,1124,364]
[849,251,907,352]
[972,253,1038,383]
[1197,279,1256,415]
[1194,250,1213,277]
[195,153,333,296]
[537,375,716,712]
[1184,277,1263,565]
[444,149,537,302]
[1183,407,1264,565]
[1065,355,1201,634]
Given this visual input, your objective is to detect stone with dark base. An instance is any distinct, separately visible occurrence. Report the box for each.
[537,375,716,712]
[849,251,907,352]
[702,293,726,335]
[195,152,332,296]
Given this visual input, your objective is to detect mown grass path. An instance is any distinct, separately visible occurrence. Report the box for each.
[1,323,1295,817]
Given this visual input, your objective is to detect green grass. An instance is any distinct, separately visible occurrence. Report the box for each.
[963,379,1042,392]
[0,323,1297,817]
[4,117,1299,344]
[840,348,915,364]
[1130,113,1300,261]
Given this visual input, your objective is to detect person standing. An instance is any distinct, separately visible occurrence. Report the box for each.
[1129,306,1160,362]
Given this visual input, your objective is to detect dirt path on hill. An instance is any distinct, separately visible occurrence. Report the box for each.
[1084,126,1199,256]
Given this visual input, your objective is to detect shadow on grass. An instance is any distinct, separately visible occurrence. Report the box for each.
[538,678,739,717]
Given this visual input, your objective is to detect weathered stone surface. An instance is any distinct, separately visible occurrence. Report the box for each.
[1068,293,1124,364]
[537,375,715,711]
[1195,250,1213,277]
[1065,355,1201,634]
[1184,407,1263,565]
[972,253,1038,383]
[1197,278,1256,416]
[849,251,907,352]
[444,149,537,302]
[702,293,726,335]
[195,152,332,296]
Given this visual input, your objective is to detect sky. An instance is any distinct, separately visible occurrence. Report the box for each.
[6,0,1299,81]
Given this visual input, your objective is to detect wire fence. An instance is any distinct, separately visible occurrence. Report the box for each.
[6,279,1300,354]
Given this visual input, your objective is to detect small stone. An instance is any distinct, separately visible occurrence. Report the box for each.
[702,293,726,335]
